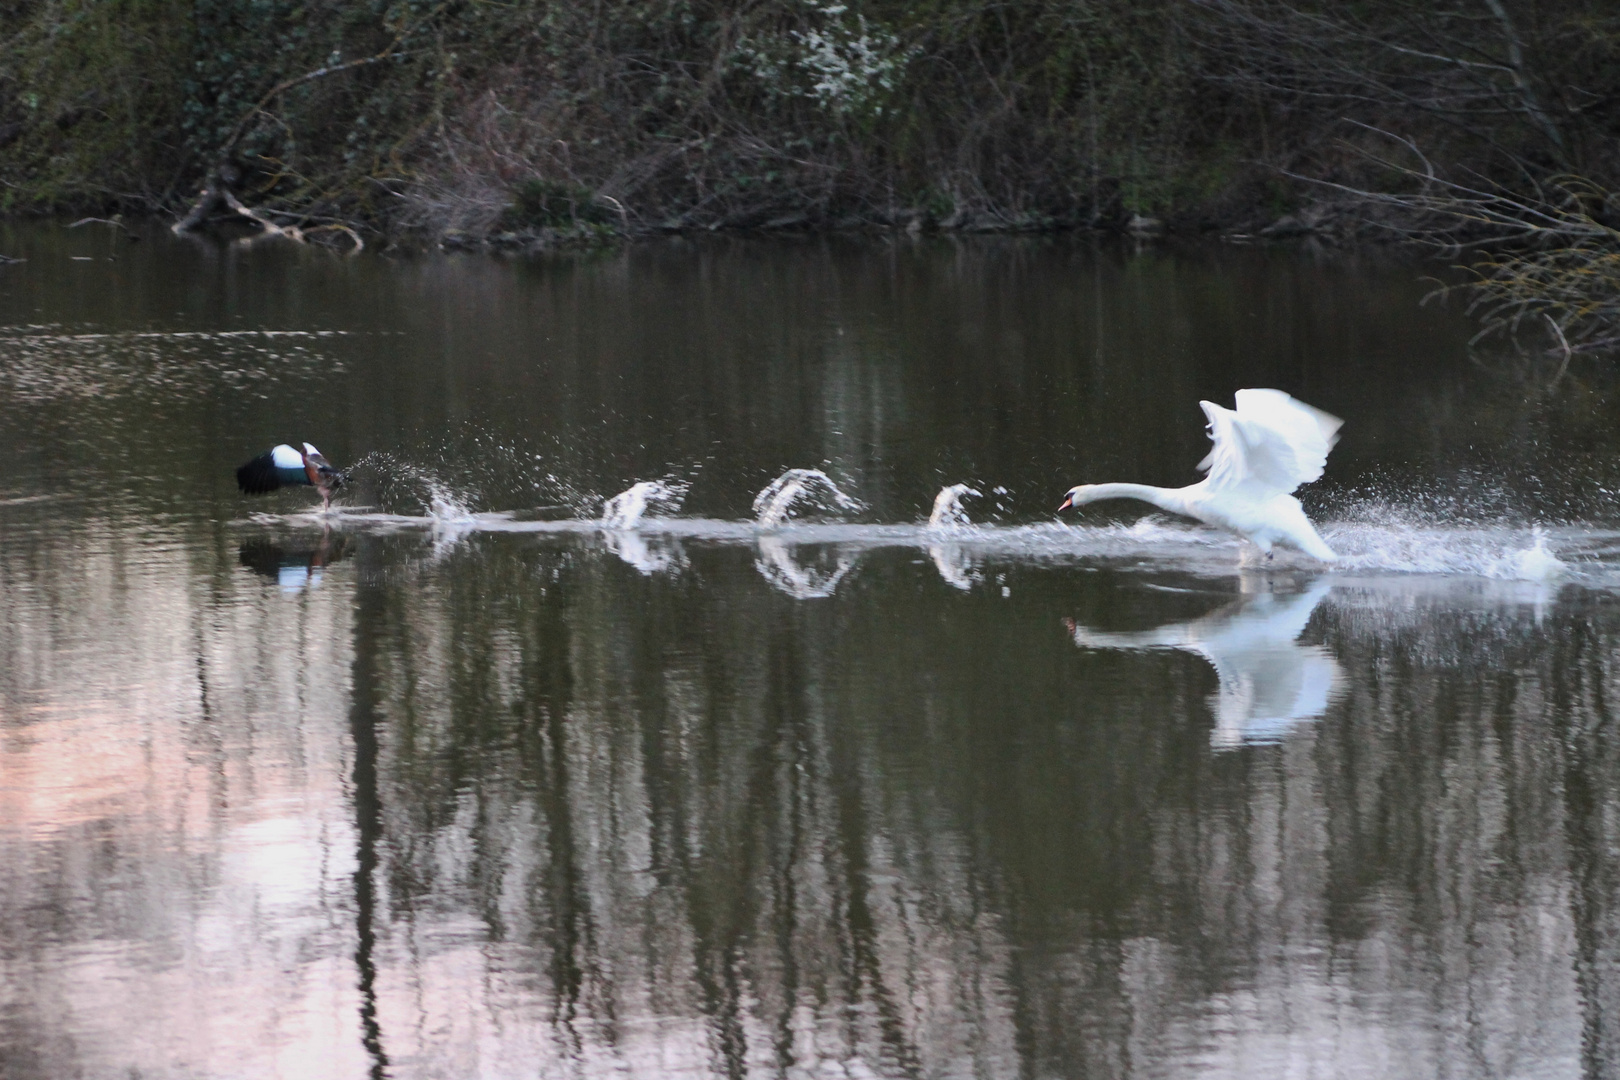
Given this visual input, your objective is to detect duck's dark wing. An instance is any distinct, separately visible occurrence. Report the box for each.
[237,450,284,495]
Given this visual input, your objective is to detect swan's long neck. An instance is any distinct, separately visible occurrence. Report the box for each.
[1068,483,1193,517]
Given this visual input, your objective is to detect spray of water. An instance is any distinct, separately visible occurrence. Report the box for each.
[425,482,474,522]
[1325,505,1572,580]
[600,479,690,528]
[1491,528,1567,582]
[351,451,479,519]
[752,469,864,530]
[928,484,982,528]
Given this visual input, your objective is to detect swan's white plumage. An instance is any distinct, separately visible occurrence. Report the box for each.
[1061,389,1342,560]
[1197,389,1341,494]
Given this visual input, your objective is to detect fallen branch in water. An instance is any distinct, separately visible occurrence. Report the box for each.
[300,224,365,252]
[68,216,134,235]
[225,192,366,251]
[172,172,230,235]
[173,173,363,252]
[222,189,302,239]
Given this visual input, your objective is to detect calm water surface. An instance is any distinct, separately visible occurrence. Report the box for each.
[3,223,1620,1079]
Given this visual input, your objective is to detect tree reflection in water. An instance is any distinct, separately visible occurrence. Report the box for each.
[2,523,1619,1078]
[343,541,1618,1078]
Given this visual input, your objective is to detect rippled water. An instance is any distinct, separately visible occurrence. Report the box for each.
[3,222,1620,1079]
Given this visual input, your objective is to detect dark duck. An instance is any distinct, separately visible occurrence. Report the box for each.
[236,443,348,512]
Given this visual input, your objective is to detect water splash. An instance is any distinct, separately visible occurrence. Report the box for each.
[424,485,477,558]
[600,479,689,529]
[1491,528,1567,582]
[464,428,602,517]
[425,482,474,523]
[1327,515,1573,580]
[752,469,863,530]
[928,484,981,528]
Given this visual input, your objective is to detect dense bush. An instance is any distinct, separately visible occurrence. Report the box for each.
[0,0,1616,239]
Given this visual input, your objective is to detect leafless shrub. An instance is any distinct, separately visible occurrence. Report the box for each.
[1466,216,1620,352]
[1296,128,1620,351]
[1186,0,1618,176]
[1186,1,1620,350]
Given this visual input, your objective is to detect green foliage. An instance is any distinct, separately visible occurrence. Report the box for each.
[0,0,190,208]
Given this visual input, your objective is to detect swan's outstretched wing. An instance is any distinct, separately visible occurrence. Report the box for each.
[1196,389,1342,494]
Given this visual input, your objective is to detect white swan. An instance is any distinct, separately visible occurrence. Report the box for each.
[1065,578,1340,748]
[1058,389,1342,561]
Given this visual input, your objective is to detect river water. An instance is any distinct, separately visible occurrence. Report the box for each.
[2,222,1619,1079]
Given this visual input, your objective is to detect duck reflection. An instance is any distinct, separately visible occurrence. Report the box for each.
[1066,577,1340,748]
[238,531,349,593]
[754,535,858,598]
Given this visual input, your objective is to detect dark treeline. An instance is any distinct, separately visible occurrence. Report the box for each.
[1,0,1618,242]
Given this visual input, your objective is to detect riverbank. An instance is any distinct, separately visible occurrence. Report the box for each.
[4,0,1616,345]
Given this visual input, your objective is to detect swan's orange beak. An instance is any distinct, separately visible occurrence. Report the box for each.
[1057,494,1073,512]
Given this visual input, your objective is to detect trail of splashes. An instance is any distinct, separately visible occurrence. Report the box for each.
[928,483,981,528]
[600,479,690,528]
[752,469,863,530]
[351,451,479,521]
[1327,520,1570,581]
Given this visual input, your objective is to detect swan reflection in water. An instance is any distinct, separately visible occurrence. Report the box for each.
[238,531,349,593]
[1066,578,1340,749]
